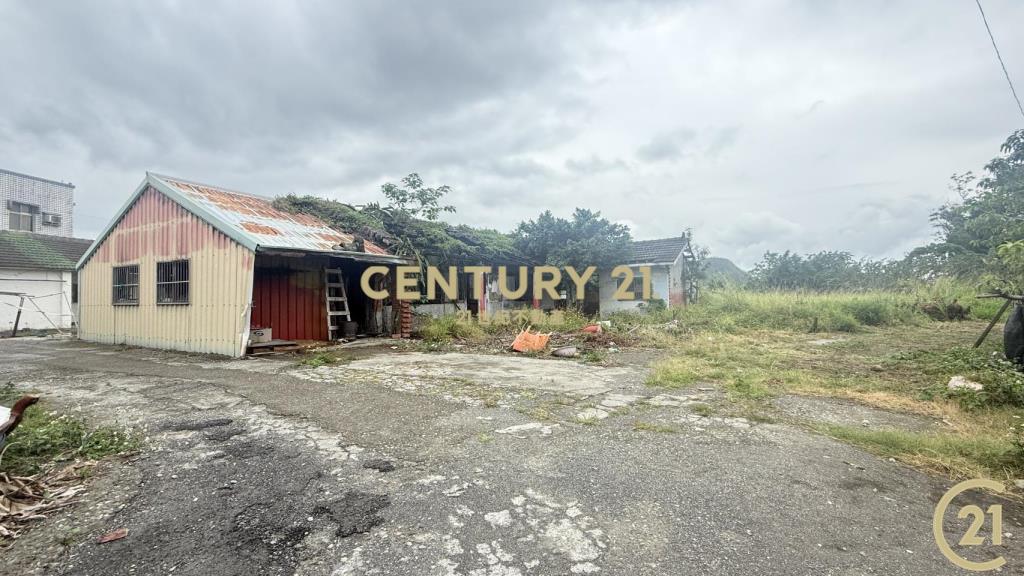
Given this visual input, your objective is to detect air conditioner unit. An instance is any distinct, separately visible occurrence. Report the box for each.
[42,213,62,226]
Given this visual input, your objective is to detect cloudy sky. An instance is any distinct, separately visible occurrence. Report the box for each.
[2,1,1022,267]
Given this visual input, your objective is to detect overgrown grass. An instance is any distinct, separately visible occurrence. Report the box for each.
[0,387,140,476]
[616,289,921,333]
[611,281,1004,335]
[418,315,486,343]
[644,321,1024,479]
[906,277,1007,321]
[816,424,1022,480]
[299,351,337,367]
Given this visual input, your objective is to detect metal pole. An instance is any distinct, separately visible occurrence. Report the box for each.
[974,298,1012,348]
[10,296,25,338]
[27,296,64,334]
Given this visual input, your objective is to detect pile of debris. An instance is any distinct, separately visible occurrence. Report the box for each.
[510,322,630,358]
[0,461,93,540]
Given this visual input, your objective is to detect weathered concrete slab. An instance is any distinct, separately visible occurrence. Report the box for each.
[342,352,630,396]
[2,338,1021,576]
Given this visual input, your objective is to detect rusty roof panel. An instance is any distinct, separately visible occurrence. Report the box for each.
[152,174,392,256]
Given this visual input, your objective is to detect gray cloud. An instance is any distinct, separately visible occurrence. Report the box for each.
[1,0,1022,270]
[636,128,697,162]
[565,155,629,174]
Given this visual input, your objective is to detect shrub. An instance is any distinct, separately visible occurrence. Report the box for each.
[901,347,1024,408]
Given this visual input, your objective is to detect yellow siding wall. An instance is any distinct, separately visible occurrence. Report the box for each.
[78,187,254,356]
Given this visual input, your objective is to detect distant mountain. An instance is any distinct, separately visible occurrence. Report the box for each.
[704,257,749,286]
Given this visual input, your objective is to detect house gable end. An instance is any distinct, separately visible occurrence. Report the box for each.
[80,185,250,268]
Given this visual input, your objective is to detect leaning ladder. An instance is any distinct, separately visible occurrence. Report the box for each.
[325,268,351,340]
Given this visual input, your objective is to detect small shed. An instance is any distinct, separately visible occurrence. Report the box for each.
[0,231,91,333]
[599,235,699,316]
[77,173,407,356]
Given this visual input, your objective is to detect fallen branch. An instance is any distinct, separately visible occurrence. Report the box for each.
[0,460,94,542]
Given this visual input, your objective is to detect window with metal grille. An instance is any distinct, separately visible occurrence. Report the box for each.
[156,260,189,304]
[7,201,36,231]
[628,271,647,300]
[112,265,139,305]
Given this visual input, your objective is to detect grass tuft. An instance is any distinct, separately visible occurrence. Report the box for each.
[0,388,140,476]
[816,423,1022,479]
[418,315,486,344]
[299,351,338,367]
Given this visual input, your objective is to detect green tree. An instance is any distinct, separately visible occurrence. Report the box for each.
[749,250,905,292]
[513,208,632,270]
[909,130,1024,281]
[273,174,521,266]
[375,173,455,221]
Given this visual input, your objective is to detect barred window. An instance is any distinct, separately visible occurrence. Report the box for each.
[156,260,189,305]
[112,265,139,305]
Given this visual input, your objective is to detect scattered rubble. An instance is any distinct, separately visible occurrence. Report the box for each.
[96,528,128,544]
[552,346,578,358]
[646,394,689,407]
[575,408,609,421]
[495,422,558,437]
[598,393,642,410]
[947,376,984,392]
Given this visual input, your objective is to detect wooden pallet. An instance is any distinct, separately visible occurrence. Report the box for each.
[246,339,300,355]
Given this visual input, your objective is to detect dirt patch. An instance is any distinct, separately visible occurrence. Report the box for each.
[773,395,945,432]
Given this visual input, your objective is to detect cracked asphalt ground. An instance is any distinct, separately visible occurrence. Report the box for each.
[2,338,1022,576]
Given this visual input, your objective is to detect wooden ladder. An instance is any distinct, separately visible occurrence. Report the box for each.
[325,268,351,340]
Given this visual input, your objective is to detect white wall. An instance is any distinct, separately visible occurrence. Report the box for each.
[599,264,672,316]
[0,268,74,331]
[414,301,467,317]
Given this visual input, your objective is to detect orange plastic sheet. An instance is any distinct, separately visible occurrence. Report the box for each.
[511,329,550,352]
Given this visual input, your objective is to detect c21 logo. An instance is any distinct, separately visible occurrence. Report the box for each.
[932,479,1006,572]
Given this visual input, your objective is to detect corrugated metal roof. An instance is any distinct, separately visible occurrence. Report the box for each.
[79,173,405,268]
[153,174,390,255]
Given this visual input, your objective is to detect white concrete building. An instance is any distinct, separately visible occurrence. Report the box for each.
[599,235,699,316]
[0,231,92,332]
[2,168,75,237]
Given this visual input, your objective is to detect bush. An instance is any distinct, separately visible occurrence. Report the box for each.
[901,347,1024,408]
